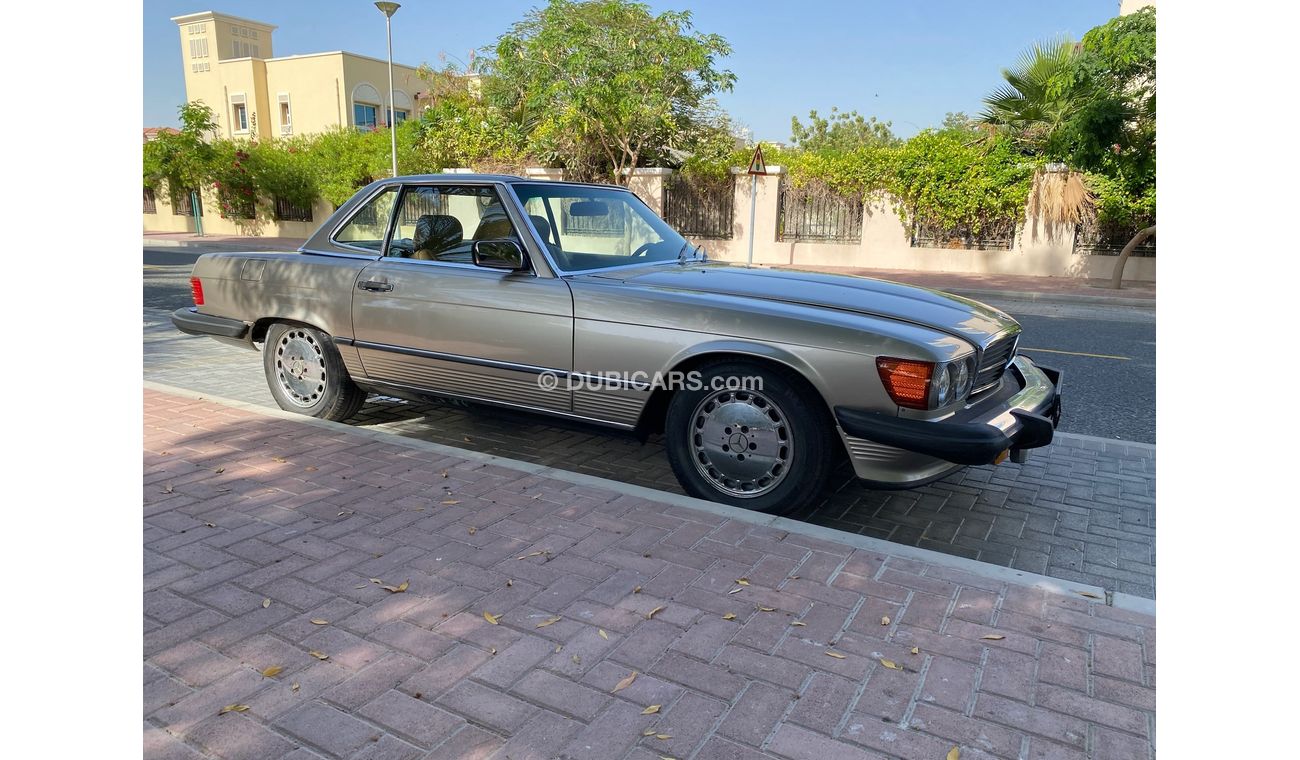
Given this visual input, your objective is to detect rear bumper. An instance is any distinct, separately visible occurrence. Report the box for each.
[170,307,249,339]
[834,356,1063,485]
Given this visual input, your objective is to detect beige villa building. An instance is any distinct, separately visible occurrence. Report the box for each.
[171,10,425,140]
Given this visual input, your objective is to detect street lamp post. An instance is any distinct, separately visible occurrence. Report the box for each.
[375,2,401,178]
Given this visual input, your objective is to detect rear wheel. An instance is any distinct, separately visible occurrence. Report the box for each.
[262,323,366,422]
[664,361,835,515]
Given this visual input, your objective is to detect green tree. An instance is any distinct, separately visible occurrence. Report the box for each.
[789,108,897,152]
[142,102,219,200]
[978,38,1081,153]
[483,0,735,183]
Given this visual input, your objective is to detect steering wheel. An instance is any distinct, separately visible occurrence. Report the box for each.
[630,242,656,258]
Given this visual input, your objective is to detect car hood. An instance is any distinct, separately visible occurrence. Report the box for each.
[584,262,1019,345]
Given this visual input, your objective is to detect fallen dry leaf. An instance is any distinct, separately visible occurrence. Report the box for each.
[304,466,317,472]
[354,584,368,589]
[467,526,477,535]
[736,578,750,586]
[1078,591,1102,599]
[728,587,744,595]
[599,629,609,640]
[633,586,642,594]
[643,729,657,736]
[337,510,353,517]
[441,470,449,478]
[308,650,329,660]
[656,734,672,740]
[791,621,806,627]
[613,670,638,692]
[381,580,409,594]
[881,616,890,626]
[214,467,225,474]
[483,611,500,625]
[204,522,217,528]
[310,619,329,626]
[291,683,300,692]
[879,658,903,670]
[555,644,563,653]
[911,647,920,655]
[506,579,514,587]
[160,484,174,494]
[369,578,383,584]
[262,598,271,609]
[981,634,1005,641]
[825,651,846,659]
[572,654,581,665]
[518,551,546,560]
[272,456,287,463]
[536,616,561,628]
[642,704,660,715]
[490,647,497,655]
[722,613,737,621]
[757,606,775,612]
[947,747,960,760]
[647,606,664,620]
[260,665,284,678]
[218,704,249,715]
[442,500,460,505]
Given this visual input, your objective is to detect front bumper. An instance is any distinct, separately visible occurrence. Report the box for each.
[833,356,1063,486]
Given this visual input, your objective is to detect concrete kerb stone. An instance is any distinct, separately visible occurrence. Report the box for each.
[144,379,1156,617]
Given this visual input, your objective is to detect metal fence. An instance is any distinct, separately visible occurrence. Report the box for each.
[170,189,202,217]
[664,174,734,239]
[273,197,314,223]
[143,187,157,215]
[777,182,863,243]
[397,189,449,225]
[1074,218,1156,257]
[910,220,1016,251]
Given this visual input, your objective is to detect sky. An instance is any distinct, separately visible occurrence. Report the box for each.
[143,0,1119,142]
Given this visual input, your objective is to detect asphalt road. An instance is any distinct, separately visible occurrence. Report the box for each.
[145,246,1155,443]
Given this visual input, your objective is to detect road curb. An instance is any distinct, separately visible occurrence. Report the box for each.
[943,287,1155,309]
[143,379,1156,615]
[143,237,301,252]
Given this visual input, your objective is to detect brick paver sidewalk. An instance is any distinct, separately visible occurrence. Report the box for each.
[145,388,1155,760]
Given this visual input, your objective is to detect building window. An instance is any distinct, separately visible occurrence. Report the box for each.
[278,94,292,135]
[387,108,409,125]
[143,187,157,214]
[188,38,208,59]
[354,103,378,129]
[233,103,248,132]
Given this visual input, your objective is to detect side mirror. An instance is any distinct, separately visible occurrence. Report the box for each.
[472,239,528,271]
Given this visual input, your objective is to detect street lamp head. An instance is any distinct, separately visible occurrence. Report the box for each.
[374,2,400,17]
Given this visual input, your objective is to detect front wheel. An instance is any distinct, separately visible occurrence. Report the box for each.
[262,322,366,422]
[664,362,835,515]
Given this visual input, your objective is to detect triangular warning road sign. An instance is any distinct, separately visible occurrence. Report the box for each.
[747,145,767,175]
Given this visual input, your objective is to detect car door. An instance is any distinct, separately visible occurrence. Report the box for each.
[349,182,573,413]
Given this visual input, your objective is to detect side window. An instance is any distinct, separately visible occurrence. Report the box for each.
[387,185,520,263]
[332,186,398,252]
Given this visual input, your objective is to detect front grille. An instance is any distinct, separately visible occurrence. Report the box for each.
[972,333,1019,393]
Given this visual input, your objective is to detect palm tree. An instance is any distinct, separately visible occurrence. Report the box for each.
[979,38,1080,153]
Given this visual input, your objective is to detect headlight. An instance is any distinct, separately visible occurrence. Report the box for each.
[876,354,977,410]
[954,359,972,399]
[934,363,952,406]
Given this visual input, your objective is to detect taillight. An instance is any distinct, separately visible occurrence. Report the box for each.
[876,357,933,410]
[189,277,205,306]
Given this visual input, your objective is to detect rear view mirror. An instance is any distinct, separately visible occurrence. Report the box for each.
[472,239,528,271]
[568,201,610,217]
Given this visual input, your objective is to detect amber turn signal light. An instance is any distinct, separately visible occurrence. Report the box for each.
[876,357,933,409]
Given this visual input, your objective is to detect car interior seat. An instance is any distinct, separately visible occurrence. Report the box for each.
[411,215,464,260]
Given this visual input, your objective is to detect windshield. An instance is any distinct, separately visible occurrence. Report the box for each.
[510,182,689,273]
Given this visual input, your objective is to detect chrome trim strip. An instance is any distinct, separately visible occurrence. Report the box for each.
[343,338,568,377]
[359,377,636,430]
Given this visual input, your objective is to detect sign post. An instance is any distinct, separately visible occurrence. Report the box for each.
[745,145,767,266]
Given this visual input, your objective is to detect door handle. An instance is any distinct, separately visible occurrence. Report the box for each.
[357,280,394,292]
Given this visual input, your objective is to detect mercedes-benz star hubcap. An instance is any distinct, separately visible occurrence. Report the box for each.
[275,329,327,408]
[688,389,793,498]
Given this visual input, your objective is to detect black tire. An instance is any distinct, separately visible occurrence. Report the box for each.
[262,322,367,422]
[664,360,836,515]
